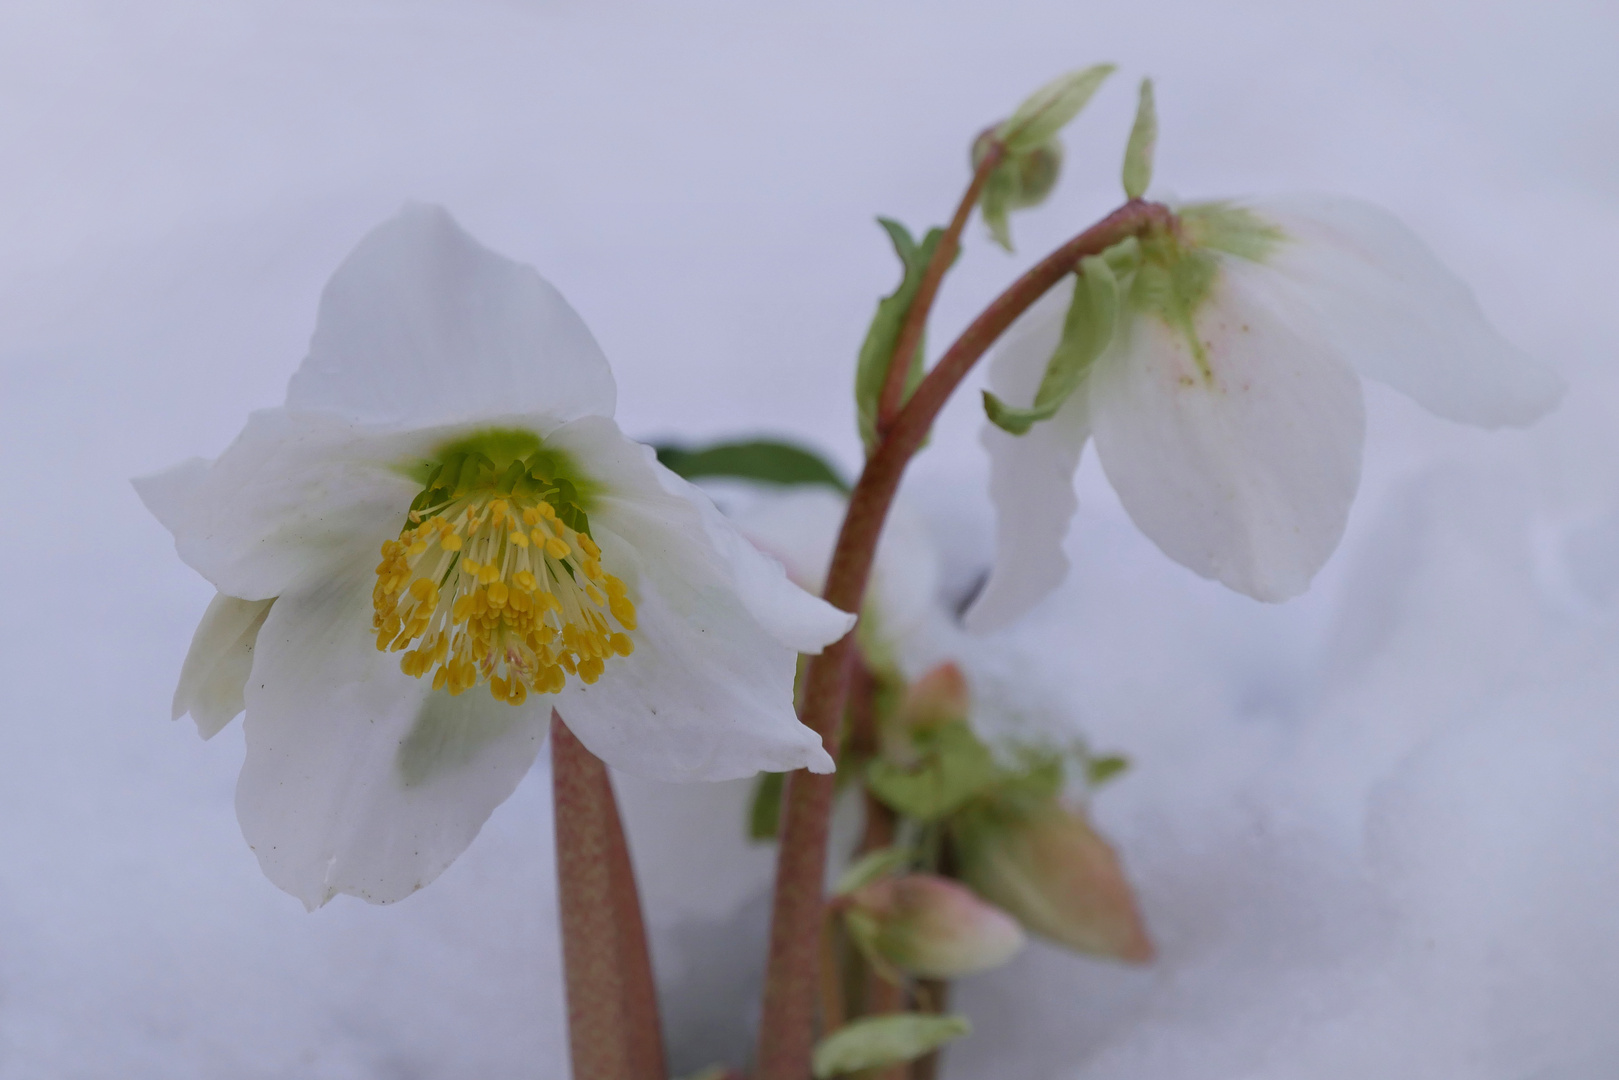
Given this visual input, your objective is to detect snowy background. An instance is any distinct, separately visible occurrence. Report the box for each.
[2,1,1616,1077]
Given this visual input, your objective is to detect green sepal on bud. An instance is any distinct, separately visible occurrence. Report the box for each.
[975,63,1114,252]
[843,873,1026,979]
[952,799,1153,962]
[1121,78,1157,201]
[854,219,956,453]
[974,131,1064,252]
[812,1013,972,1079]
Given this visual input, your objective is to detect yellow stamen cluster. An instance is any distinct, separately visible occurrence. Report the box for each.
[373,494,636,705]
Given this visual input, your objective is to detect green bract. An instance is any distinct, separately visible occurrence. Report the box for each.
[834,845,915,895]
[811,1014,972,1078]
[1121,78,1158,200]
[984,251,1122,434]
[997,64,1115,153]
[865,720,1004,822]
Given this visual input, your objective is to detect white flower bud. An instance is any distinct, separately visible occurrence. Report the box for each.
[845,873,1025,978]
[953,801,1153,962]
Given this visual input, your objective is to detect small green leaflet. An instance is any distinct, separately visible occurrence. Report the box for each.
[998,64,1116,153]
[1087,753,1130,787]
[834,845,914,895]
[865,721,1004,822]
[1121,78,1157,201]
[747,770,786,841]
[812,1014,972,1078]
[655,439,848,493]
[983,251,1122,435]
[854,218,953,453]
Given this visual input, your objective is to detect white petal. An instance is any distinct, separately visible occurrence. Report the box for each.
[1090,258,1366,601]
[135,408,432,601]
[236,567,548,909]
[173,592,274,738]
[544,416,853,781]
[1251,194,1565,427]
[286,203,616,428]
[730,487,942,656]
[965,278,1092,632]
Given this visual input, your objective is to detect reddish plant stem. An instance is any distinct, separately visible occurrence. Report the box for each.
[552,713,666,1080]
[872,144,1005,438]
[754,199,1172,1080]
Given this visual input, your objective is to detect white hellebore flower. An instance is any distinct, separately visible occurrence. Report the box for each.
[135,205,854,909]
[967,195,1566,629]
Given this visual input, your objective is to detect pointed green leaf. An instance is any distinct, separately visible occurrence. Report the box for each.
[747,770,786,841]
[854,218,953,452]
[983,252,1120,435]
[812,1014,972,1078]
[654,439,848,493]
[1122,78,1157,200]
[998,64,1116,153]
[834,846,914,895]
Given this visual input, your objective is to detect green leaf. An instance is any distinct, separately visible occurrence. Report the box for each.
[983,252,1120,435]
[998,64,1116,153]
[748,770,786,841]
[1086,754,1130,787]
[812,1014,972,1078]
[834,846,914,895]
[1121,78,1157,200]
[655,440,848,493]
[866,722,1003,822]
[854,218,951,452]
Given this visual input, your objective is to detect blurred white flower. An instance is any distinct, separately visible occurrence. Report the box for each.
[730,486,948,681]
[967,195,1566,630]
[135,204,852,909]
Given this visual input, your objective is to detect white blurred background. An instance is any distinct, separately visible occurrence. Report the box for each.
[1,1,1615,1077]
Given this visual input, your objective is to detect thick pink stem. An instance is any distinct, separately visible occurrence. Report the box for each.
[552,712,667,1080]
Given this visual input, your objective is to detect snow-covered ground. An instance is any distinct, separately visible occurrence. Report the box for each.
[1,1,1615,1077]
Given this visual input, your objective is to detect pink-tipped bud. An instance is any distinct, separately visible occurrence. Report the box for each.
[845,873,1025,979]
[895,662,971,732]
[953,802,1153,963]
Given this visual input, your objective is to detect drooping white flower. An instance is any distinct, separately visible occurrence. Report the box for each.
[135,205,854,909]
[967,195,1566,630]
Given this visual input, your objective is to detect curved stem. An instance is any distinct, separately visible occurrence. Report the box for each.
[873,144,1004,437]
[753,199,1173,1080]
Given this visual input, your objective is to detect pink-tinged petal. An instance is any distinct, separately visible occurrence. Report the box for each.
[846,873,1025,978]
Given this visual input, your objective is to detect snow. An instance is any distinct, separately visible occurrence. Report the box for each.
[1,1,1615,1077]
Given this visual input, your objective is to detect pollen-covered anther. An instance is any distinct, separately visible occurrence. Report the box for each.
[372,487,636,704]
